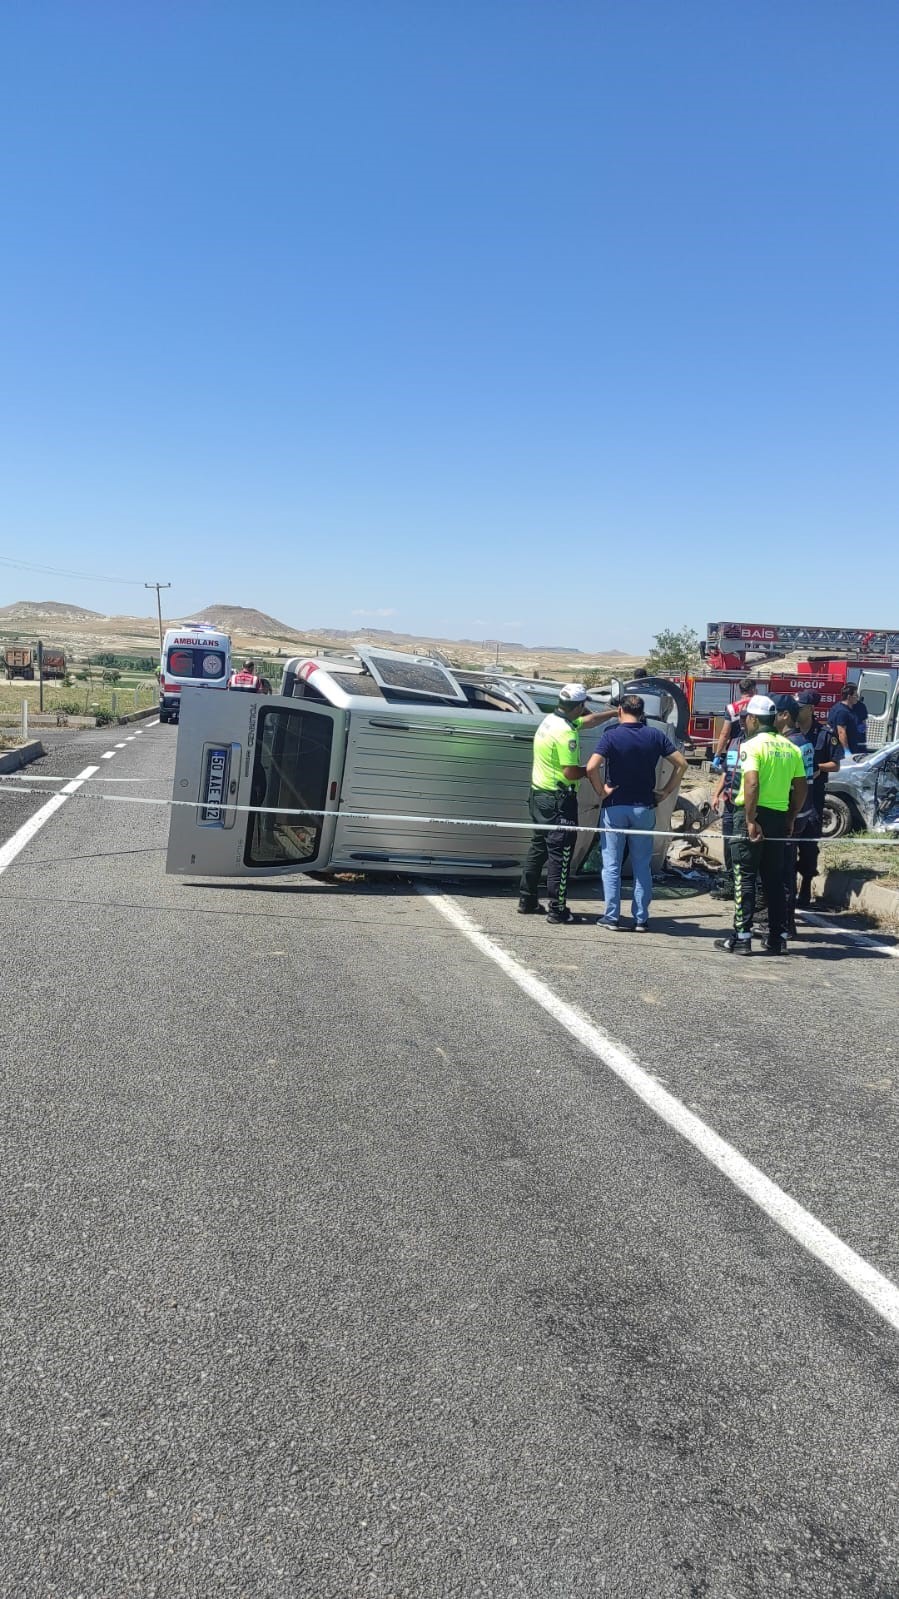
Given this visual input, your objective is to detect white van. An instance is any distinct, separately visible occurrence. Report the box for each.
[165,647,687,882]
[158,624,232,724]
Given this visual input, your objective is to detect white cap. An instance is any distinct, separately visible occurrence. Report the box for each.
[559,682,588,703]
[745,693,776,717]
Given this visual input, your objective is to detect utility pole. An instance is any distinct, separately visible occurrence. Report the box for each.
[145,582,171,654]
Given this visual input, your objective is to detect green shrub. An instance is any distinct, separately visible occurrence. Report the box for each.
[90,652,158,672]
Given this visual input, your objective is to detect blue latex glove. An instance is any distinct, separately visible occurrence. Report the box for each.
[711,754,723,772]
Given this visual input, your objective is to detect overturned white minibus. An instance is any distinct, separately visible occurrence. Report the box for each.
[165,647,687,881]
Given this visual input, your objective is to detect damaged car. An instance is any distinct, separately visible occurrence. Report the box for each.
[822,741,899,837]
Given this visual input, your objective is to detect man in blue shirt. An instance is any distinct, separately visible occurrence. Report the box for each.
[586,694,687,931]
[827,685,861,757]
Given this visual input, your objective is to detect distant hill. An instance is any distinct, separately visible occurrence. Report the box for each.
[180,604,307,639]
[0,597,643,666]
[0,599,104,621]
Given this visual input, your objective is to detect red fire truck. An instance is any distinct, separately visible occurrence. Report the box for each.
[680,621,899,751]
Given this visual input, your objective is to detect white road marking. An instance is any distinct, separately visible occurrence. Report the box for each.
[114,742,126,748]
[147,718,160,727]
[125,735,136,740]
[798,909,899,960]
[420,888,899,1336]
[0,765,100,877]
[100,751,115,760]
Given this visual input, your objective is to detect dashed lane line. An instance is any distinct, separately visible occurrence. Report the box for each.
[419,887,899,1336]
[0,765,100,878]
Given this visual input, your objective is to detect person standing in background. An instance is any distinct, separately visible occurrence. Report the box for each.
[710,707,748,901]
[828,684,861,759]
[712,677,757,770]
[714,695,806,956]
[853,693,870,752]
[793,690,839,907]
[228,659,262,692]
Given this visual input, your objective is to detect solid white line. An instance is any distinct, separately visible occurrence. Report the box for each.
[0,765,100,877]
[419,888,899,1335]
[798,909,899,960]
[147,718,160,727]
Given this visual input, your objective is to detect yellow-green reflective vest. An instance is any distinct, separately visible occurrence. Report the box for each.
[735,729,806,811]
[531,713,582,790]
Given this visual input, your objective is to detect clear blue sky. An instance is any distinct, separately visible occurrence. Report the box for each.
[1,1,897,652]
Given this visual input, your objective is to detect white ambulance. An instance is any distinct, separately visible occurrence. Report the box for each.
[158,624,232,724]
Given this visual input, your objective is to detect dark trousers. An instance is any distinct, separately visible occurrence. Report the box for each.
[796,810,820,885]
[731,806,789,941]
[784,811,819,921]
[721,802,736,885]
[519,788,578,913]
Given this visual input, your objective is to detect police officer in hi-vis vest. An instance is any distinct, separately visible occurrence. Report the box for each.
[519,684,615,925]
[715,693,807,956]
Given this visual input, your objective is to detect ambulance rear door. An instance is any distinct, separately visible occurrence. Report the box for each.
[855,669,895,749]
[166,686,346,876]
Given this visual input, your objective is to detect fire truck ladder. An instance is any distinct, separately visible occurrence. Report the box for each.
[705,622,899,659]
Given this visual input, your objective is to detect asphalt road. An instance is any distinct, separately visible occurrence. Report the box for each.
[1,721,898,1597]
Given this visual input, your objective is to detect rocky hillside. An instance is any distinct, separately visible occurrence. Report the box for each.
[0,599,644,673]
[0,600,104,621]
[181,604,307,639]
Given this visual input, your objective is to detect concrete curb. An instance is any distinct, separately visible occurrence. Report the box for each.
[0,739,46,773]
[115,706,159,726]
[813,867,899,925]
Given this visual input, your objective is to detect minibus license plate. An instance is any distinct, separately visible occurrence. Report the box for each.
[200,745,230,825]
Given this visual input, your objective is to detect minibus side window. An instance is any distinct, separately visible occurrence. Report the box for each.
[245,707,333,866]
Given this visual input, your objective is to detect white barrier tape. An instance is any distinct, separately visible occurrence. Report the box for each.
[5,774,162,782]
[1,777,896,844]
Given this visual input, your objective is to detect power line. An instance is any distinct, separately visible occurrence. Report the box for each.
[0,554,146,586]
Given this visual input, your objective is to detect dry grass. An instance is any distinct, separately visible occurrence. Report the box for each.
[0,678,157,722]
[819,834,899,888]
